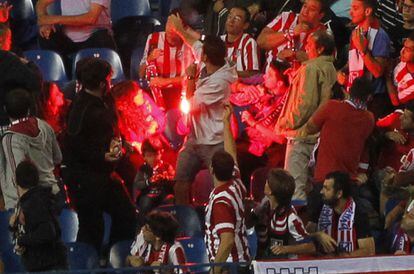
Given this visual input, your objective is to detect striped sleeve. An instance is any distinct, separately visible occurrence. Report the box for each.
[169,242,187,268]
[244,37,259,71]
[287,209,309,242]
[212,200,236,235]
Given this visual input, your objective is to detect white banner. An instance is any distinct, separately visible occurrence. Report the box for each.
[252,255,414,274]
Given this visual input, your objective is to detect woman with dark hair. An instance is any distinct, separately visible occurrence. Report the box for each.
[252,168,315,258]
[127,211,187,273]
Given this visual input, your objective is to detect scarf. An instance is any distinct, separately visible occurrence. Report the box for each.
[393,62,414,104]
[318,198,356,253]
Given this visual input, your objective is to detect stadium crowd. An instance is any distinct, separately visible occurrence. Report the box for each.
[0,0,414,272]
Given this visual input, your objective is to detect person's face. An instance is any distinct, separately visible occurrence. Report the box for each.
[321,178,340,206]
[0,29,11,51]
[402,0,414,23]
[400,38,414,63]
[225,8,249,35]
[400,109,414,130]
[166,18,182,46]
[350,0,370,25]
[142,224,156,244]
[299,0,324,27]
[263,66,280,91]
[305,35,321,59]
[143,151,159,167]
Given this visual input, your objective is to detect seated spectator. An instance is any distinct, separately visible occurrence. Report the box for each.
[36,0,115,57]
[391,199,414,254]
[252,168,315,259]
[257,0,328,70]
[220,6,260,78]
[231,60,289,156]
[301,77,375,222]
[9,160,67,272]
[134,139,175,226]
[311,172,376,257]
[0,23,11,51]
[0,88,62,210]
[111,81,165,145]
[386,31,414,106]
[139,11,200,110]
[127,211,186,273]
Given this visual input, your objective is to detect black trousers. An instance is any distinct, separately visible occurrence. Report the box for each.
[63,168,137,252]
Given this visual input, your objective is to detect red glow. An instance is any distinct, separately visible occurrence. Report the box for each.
[42,83,68,134]
[180,97,190,114]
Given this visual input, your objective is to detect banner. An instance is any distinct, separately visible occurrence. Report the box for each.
[252,255,414,274]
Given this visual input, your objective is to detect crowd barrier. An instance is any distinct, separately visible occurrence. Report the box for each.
[252,255,414,274]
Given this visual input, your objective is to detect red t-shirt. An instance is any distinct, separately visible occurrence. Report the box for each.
[312,100,375,183]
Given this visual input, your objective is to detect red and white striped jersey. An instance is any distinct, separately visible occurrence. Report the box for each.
[264,11,326,70]
[205,165,250,262]
[220,33,260,72]
[130,231,187,273]
[394,62,414,104]
[141,32,197,78]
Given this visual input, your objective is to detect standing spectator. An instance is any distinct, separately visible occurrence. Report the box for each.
[173,36,237,205]
[252,168,315,259]
[139,12,199,110]
[127,211,186,273]
[312,172,376,257]
[221,6,260,78]
[276,30,337,201]
[376,0,404,56]
[10,160,67,272]
[338,0,391,118]
[36,0,115,57]
[257,0,328,70]
[63,59,137,251]
[0,88,62,210]
[205,104,250,273]
[386,31,414,106]
[301,77,375,221]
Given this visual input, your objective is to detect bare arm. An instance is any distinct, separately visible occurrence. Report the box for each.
[257,27,287,50]
[362,53,387,78]
[223,104,237,164]
[274,242,316,255]
[36,0,54,17]
[213,232,235,274]
[237,70,260,78]
[341,237,375,257]
[38,3,105,26]
[385,70,400,106]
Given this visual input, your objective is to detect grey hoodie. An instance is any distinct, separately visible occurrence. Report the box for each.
[0,118,61,209]
[189,61,238,145]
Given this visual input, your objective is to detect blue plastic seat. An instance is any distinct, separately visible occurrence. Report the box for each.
[247,228,257,260]
[109,239,134,268]
[46,0,61,15]
[156,205,202,237]
[23,50,68,84]
[0,0,35,20]
[177,235,209,273]
[58,208,79,243]
[72,48,126,82]
[66,242,99,270]
[0,210,13,252]
[130,47,145,80]
[111,0,151,24]
[1,247,25,273]
[163,108,185,150]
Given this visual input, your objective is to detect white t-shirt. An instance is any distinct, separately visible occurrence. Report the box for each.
[61,0,111,42]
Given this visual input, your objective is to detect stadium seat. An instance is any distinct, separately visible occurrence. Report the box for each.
[249,167,270,203]
[58,208,79,243]
[23,50,68,84]
[232,105,249,139]
[1,0,35,20]
[163,108,185,150]
[102,212,112,249]
[46,0,61,15]
[156,205,202,237]
[108,239,134,268]
[1,248,25,273]
[66,242,99,270]
[72,48,126,82]
[130,47,145,80]
[191,169,214,207]
[177,235,209,273]
[111,0,151,24]
[247,228,257,259]
[0,210,13,252]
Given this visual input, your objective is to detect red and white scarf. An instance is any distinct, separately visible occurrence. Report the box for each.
[318,198,357,253]
[347,27,379,92]
[394,62,414,104]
